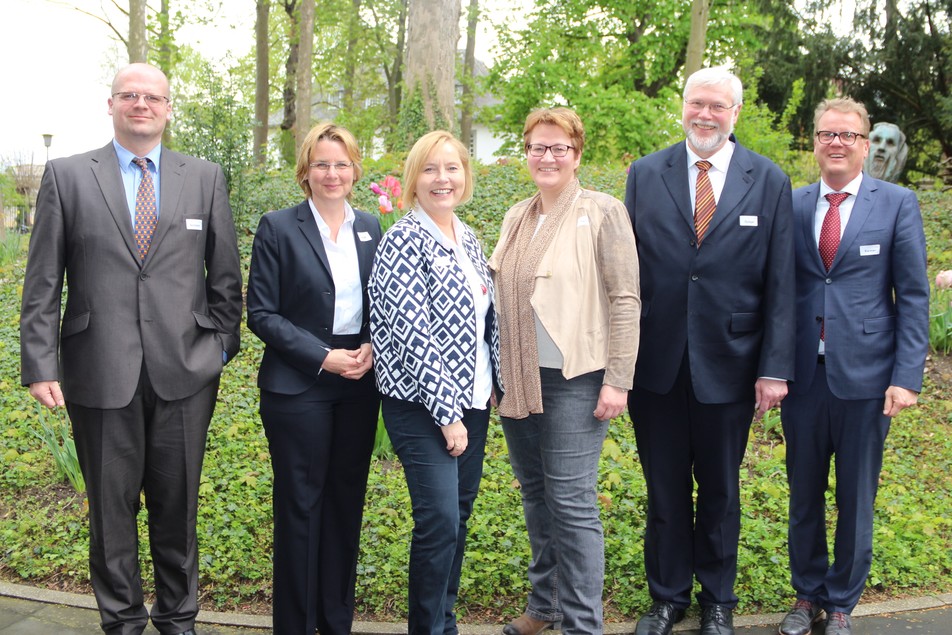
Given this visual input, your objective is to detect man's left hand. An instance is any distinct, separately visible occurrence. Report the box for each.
[754,378,788,420]
[883,385,918,417]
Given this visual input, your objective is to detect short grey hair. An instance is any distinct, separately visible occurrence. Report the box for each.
[683,67,743,106]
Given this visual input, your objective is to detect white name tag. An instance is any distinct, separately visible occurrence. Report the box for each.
[357,231,372,242]
[739,215,758,227]
[186,218,203,230]
[860,244,881,256]
[577,215,590,227]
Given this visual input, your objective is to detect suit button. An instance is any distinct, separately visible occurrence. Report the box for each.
[691,274,699,281]
[689,239,697,247]
[816,316,822,323]
[139,273,148,280]
[825,278,833,284]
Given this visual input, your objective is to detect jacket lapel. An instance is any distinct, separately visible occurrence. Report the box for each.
[831,178,877,271]
[706,141,755,239]
[352,212,376,286]
[297,200,332,277]
[147,149,186,267]
[660,144,695,234]
[90,144,140,264]
[798,183,826,272]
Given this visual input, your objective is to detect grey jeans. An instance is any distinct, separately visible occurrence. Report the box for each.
[502,368,608,635]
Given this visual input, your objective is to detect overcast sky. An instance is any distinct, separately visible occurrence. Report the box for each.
[0,0,519,166]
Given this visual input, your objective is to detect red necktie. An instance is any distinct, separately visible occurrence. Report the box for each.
[132,158,157,261]
[819,192,849,340]
[694,160,716,244]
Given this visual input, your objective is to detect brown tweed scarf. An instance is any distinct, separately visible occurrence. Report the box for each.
[495,179,581,419]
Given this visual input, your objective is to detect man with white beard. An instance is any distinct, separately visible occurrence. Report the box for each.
[864,121,908,182]
[623,67,796,635]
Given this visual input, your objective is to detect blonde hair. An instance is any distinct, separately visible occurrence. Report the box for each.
[401,131,474,210]
[522,107,585,155]
[295,123,363,199]
[813,98,871,136]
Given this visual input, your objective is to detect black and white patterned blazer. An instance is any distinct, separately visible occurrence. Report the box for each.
[370,210,502,426]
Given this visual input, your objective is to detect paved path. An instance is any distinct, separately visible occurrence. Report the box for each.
[1,582,950,634]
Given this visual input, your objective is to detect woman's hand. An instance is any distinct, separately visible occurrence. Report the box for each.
[594,385,628,421]
[340,343,373,380]
[441,420,468,457]
[322,345,372,379]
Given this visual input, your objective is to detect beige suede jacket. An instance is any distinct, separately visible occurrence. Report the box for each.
[489,188,641,389]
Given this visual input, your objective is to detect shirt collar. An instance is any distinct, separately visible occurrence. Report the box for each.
[685,139,735,174]
[819,173,864,198]
[114,140,162,172]
[413,207,463,251]
[308,199,355,237]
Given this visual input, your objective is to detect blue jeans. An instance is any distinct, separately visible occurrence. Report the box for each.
[383,396,490,635]
[501,368,608,635]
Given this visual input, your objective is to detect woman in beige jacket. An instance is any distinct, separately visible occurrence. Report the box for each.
[489,107,641,635]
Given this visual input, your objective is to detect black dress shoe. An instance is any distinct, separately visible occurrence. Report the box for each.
[634,601,686,635]
[700,604,734,635]
[175,630,197,635]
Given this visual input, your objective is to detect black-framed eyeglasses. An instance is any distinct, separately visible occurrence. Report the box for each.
[816,131,866,146]
[112,92,171,106]
[525,143,575,158]
[308,161,354,172]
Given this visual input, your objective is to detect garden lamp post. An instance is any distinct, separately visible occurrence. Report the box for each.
[42,133,53,163]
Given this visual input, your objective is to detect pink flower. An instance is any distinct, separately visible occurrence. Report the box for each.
[370,182,383,196]
[936,270,952,289]
[378,195,393,213]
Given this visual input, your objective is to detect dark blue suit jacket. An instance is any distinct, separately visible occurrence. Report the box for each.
[625,138,796,404]
[247,201,383,395]
[789,176,929,399]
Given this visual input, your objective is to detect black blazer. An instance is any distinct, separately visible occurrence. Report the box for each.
[624,138,796,403]
[247,200,383,395]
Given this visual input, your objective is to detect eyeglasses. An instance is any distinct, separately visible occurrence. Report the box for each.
[816,131,866,146]
[112,92,171,106]
[684,100,737,113]
[525,143,575,158]
[308,161,354,172]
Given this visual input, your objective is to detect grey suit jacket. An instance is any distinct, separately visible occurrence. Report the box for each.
[790,176,929,399]
[20,142,243,409]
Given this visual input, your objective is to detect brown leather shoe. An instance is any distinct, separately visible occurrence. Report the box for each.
[501,613,559,635]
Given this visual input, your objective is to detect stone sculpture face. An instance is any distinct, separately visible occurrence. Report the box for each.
[864,122,908,182]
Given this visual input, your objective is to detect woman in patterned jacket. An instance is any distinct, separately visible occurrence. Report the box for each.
[369,130,502,635]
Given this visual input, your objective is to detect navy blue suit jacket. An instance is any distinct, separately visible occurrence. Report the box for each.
[789,177,929,399]
[247,201,382,395]
[625,138,796,403]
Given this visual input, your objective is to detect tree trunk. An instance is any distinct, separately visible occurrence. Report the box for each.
[342,0,362,113]
[254,0,271,166]
[128,0,148,62]
[403,0,461,130]
[459,0,478,149]
[385,0,409,148]
[685,0,710,78]
[295,0,315,155]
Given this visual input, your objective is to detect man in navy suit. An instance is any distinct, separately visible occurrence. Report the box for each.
[624,67,796,635]
[778,98,929,635]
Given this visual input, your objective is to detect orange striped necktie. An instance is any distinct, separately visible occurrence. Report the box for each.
[694,160,716,244]
[132,158,157,260]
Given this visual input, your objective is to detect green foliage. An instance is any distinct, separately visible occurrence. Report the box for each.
[930,288,952,354]
[3,176,951,619]
[0,230,24,270]
[29,406,84,493]
[171,51,256,230]
[394,84,451,153]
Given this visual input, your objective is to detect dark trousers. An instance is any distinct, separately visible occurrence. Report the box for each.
[781,361,890,614]
[260,367,379,635]
[628,354,753,610]
[67,366,219,635]
[382,396,489,635]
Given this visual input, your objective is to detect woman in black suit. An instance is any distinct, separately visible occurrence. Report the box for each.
[247,123,382,635]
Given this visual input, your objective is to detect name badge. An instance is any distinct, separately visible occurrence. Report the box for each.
[357,231,372,242]
[577,215,590,227]
[186,218,203,231]
[739,215,758,227]
[860,244,881,256]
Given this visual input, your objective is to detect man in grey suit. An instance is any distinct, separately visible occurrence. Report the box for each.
[624,67,795,635]
[778,98,929,635]
[20,63,242,635]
